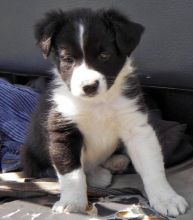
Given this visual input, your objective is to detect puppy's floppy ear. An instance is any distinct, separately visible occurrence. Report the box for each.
[103,9,144,56]
[34,10,65,59]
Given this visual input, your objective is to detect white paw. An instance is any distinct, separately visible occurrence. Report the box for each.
[147,190,188,217]
[53,169,88,214]
[52,199,87,214]
[103,154,130,173]
[87,167,112,188]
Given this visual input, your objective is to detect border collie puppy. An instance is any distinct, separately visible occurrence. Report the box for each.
[22,8,188,216]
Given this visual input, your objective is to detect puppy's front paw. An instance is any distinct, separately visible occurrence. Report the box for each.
[148,190,188,217]
[52,198,87,214]
[53,169,88,214]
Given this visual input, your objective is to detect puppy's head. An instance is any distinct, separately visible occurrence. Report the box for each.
[35,8,144,98]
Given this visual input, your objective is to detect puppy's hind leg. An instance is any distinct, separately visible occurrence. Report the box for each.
[103,154,130,174]
[21,145,55,178]
[87,166,112,188]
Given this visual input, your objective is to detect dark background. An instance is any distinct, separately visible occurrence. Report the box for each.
[0,0,193,89]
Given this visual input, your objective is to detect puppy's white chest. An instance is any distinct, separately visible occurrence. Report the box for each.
[53,85,140,170]
[77,104,119,169]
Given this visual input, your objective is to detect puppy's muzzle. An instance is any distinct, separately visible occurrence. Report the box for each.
[82,80,99,96]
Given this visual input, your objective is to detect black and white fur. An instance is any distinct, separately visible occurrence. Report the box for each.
[22,8,188,216]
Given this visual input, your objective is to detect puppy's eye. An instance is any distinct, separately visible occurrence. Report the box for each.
[60,55,75,64]
[98,52,111,61]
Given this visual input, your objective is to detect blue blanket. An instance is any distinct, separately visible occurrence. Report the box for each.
[0,79,39,172]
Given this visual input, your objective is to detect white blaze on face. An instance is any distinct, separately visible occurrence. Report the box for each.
[70,62,107,97]
[70,23,107,97]
[79,24,84,51]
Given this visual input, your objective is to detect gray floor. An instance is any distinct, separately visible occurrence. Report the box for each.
[112,159,193,220]
[1,159,193,219]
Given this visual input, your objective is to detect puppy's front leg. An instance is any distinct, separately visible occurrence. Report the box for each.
[121,121,188,217]
[48,111,88,213]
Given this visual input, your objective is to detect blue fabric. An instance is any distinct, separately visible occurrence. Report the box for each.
[0,79,39,172]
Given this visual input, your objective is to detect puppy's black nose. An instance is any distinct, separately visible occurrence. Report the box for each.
[82,80,99,95]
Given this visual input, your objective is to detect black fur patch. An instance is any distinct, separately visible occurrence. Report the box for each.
[122,74,147,112]
[22,97,83,177]
[21,91,54,178]
[35,8,144,90]
[48,111,83,175]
